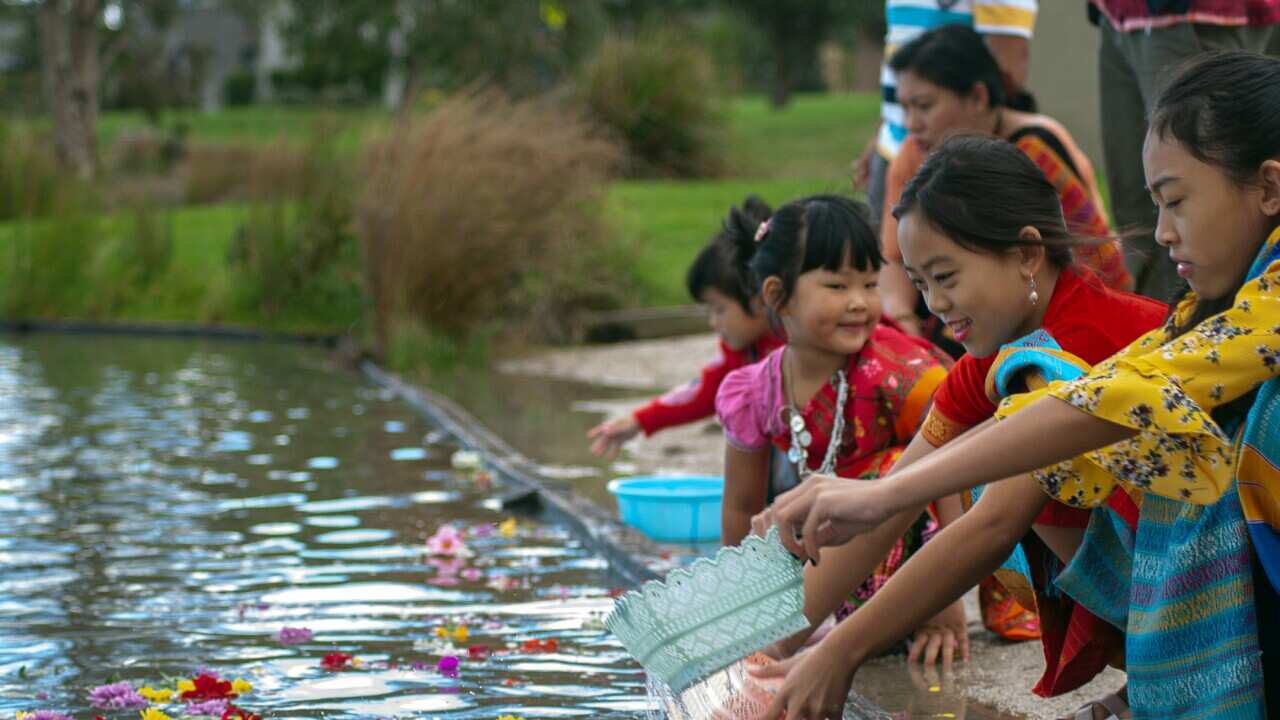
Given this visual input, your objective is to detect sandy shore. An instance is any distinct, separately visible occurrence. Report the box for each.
[501,332,1128,719]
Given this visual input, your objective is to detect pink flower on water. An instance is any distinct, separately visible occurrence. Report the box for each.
[275,626,313,645]
[461,567,484,582]
[470,523,496,538]
[88,682,148,711]
[426,524,468,556]
[27,712,72,720]
[184,699,229,716]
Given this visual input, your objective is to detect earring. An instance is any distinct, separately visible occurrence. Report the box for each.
[1028,276,1039,306]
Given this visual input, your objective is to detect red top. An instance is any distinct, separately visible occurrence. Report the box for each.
[921,269,1166,526]
[633,332,785,436]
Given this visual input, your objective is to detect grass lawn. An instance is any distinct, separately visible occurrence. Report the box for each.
[1,92,879,327]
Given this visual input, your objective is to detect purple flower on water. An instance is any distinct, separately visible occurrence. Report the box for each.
[28,712,72,720]
[437,655,460,677]
[88,681,148,711]
[275,626,314,645]
[184,698,230,716]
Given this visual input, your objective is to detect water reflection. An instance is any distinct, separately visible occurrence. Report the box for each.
[0,335,642,718]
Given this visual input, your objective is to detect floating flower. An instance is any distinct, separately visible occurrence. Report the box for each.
[275,626,313,645]
[230,679,252,694]
[175,679,195,694]
[320,653,353,671]
[138,686,173,703]
[436,656,460,677]
[88,682,149,711]
[17,712,71,720]
[434,624,468,643]
[467,645,491,661]
[139,709,172,720]
[426,524,469,556]
[470,523,495,538]
[178,673,236,701]
[498,517,518,538]
[219,705,261,720]
[450,450,482,469]
[182,699,228,717]
[498,715,527,720]
[461,567,484,582]
[520,638,559,653]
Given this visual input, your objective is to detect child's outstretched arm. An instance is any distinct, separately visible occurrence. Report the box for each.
[771,399,1135,563]
[756,471,1047,719]
[722,444,770,546]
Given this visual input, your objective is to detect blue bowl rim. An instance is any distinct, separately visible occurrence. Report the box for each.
[607,475,723,501]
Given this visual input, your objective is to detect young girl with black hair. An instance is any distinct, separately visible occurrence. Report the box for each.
[587,196,784,459]
[761,51,1280,720]
[754,136,1166,719]
[877,24,1132,346]
[714,194,952,623]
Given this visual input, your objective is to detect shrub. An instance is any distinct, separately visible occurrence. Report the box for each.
[0,118,64,221]
[577,32,727,177]
[223,70,256,107]
[227,128,362,327]
[358,88,626,355]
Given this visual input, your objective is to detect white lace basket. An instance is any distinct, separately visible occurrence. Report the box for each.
[606,527,808,693]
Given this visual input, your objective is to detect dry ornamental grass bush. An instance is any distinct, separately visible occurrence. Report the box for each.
[359,89,624,354]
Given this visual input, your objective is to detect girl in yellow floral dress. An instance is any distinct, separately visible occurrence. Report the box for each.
[755,51,1280,720]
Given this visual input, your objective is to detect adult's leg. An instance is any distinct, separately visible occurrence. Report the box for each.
[866,151,890,235]
[1097,19,1171,302]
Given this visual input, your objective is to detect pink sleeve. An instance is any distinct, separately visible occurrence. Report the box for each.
[715,350,784,452]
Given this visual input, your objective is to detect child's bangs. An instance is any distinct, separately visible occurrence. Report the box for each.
[800,201,883,274]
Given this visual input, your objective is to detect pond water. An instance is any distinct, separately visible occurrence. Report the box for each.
[0,334,1014,719]
[0,335,646,718]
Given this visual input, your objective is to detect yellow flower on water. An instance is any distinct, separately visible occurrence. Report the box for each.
[140,709,172,720]
[175,679,195,693]
[139,687,173,702]
[17,712,33,720]
[435,624,469,642]
[498,517,518,538]
[498,715,527,720]
[231,678,253,694]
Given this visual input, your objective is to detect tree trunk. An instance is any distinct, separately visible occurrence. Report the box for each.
[38,0,100,180]
[769,36,791,109]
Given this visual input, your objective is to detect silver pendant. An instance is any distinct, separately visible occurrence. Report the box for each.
[789,414,806,433]
[798,430,812,447]
[787,447,803,464]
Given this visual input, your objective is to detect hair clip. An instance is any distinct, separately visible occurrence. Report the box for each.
[754,218,771,243]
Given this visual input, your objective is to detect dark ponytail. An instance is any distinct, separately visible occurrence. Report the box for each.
[686,195,773,311]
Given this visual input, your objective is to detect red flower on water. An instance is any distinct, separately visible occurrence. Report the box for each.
[221,704,262,720]
[320,652,354,671]
[181,673,238,700]
[467,645,491,660]
[519,638,558,653]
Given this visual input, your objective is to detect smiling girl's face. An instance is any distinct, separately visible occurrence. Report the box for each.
[899,212,1044,358]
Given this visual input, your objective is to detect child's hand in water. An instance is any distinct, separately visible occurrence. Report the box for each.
[909,598,970,667]
[762,474,898,562]
[754,642,858,720]
[586,415,641,458]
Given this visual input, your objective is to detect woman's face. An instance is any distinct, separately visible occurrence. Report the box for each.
[1142,130,1278,300]
[898,211,1040,358]
[897,71,991,152]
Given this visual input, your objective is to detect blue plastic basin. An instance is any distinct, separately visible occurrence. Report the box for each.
[607,475,723,543]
